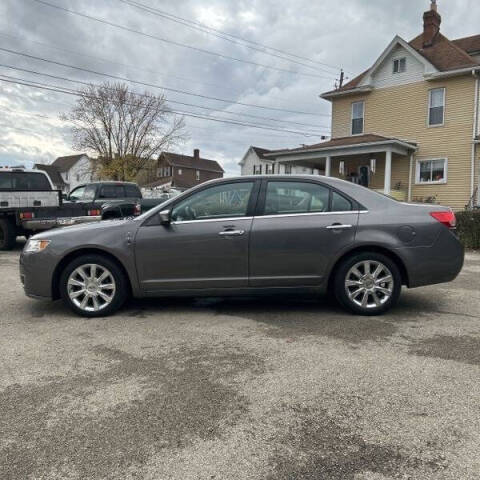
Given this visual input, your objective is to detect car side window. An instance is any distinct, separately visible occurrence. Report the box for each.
[69,186,85,201]
[331,191,353,212]
[171,182,254,222]
[99,185,125,198]
[125,184,141,198]
[264,181,330,215]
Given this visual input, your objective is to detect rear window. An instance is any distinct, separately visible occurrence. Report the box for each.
[125,184,141,198]
[0,172,51,191]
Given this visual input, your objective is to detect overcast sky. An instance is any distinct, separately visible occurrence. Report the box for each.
[1,0,479,175]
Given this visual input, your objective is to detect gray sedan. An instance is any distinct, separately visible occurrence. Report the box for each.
[20,176,464,317]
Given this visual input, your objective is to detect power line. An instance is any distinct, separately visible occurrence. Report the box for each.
[28,0,337,80]
[0,30,237,94]
[118,0,339,75]
[0,63,331,132]
[0,46,327,116]
[118,0,350,74]
[0,29,324,110]
[0,75,328,137]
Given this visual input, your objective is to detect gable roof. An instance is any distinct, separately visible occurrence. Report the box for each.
[409,32,478,72]
[250,146,271,160]
[452,34,480,55]
[34,163,66,187]
[161,152,224,173]
[52,154,87,172]
[322,31,480,99]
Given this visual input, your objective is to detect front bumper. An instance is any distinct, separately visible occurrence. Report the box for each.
[22,215,102,231]
[20,250,56,299]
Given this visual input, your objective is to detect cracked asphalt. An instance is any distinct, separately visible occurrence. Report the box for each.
[1,241,480,479]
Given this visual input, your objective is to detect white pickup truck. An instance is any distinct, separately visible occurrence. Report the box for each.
[0,167,102,250]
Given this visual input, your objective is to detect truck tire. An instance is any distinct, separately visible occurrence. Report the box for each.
[0,218,17,251]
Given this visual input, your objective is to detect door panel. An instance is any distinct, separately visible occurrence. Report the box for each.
[134,180,258,292]
[249,213,358,287]
[135,218,253,291]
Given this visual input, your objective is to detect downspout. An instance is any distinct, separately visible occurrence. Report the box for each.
[471,69,479,207]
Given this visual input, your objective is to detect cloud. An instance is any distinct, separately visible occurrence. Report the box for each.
[0,0,478,175]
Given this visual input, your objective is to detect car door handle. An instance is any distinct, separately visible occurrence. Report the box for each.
[219,229,245,236]
[326,224,353,230]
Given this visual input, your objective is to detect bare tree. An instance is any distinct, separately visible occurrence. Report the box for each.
[63,82,187,181]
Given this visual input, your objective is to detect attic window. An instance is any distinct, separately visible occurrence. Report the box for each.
[393,57,407,74]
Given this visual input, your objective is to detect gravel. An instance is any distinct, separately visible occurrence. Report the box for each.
[1,242,480,479]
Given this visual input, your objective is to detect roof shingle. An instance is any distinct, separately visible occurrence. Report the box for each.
[162,152,224,173]
[52,154,88,172]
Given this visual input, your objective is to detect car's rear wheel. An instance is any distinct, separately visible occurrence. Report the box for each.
[0,218,16,251]
[60,254,128,317]
[334,252,401,316]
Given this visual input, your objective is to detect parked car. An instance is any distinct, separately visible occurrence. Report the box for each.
[20,175,464,317]
[0,167,101,250]
[65,181,165,219]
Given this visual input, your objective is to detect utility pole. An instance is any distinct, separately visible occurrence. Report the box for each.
[339,69,345,88]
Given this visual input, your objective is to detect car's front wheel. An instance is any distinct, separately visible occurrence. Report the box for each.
[334,252,402,316]
[60,254,128,317]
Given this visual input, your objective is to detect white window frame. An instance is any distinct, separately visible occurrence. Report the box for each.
[393,57,407,74]
[196,170,200,181]
[284,164,292,174]
[415,158,448,185]
[265,163,274,174]
[428,87,446,127]
[178,168,182,175]
[351,101,365,136]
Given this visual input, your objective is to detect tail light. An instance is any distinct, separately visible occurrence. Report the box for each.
[430,210,456,229]
[88,209,102,216]
[133,203,141,216]
[20,212,35,219]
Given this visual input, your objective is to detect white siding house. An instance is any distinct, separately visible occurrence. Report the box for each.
[52,154,94,193]
[239,146,322,176]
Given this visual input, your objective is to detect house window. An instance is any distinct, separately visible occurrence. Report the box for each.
[265,164,274,174]
[284,164,292,174]
[178,168,182,175]
[253,164,262,175]
[428,88,445,126]
[351,101,364,135]
[65,172,69,180]
[196,170,200,181]
[393,57,407,74]
[416,158,447,184]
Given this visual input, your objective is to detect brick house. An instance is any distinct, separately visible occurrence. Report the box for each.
[263,1,480,210]
[143,149,224,191]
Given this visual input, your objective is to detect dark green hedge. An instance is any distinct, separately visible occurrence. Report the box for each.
[456,211,480,249]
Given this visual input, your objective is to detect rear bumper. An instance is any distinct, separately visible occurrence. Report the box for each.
[398,229,464,288]
[22,215,102,231]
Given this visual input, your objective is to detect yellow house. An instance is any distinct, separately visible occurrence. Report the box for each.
[266,1,480,210]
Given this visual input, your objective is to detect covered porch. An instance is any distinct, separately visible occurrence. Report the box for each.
[265,134,418,201]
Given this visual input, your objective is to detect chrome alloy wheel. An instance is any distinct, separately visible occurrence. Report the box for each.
[344,260,394,309]
[67,264,116,312]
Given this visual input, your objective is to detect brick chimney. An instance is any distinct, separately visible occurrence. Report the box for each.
[423,0,441,47]
[193,149,200,161]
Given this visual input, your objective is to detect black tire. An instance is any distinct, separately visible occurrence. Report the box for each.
[333,252,402,316]
[0,218,17,251]
[59,254,129,317]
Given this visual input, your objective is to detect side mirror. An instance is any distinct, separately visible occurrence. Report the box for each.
[159,209,171,225]
[62,193,68,201]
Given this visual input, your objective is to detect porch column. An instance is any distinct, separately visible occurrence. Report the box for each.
[384,150,392,195]
[325,156,331,177]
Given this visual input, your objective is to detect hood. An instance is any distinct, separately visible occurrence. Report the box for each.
[32,218,135,241]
